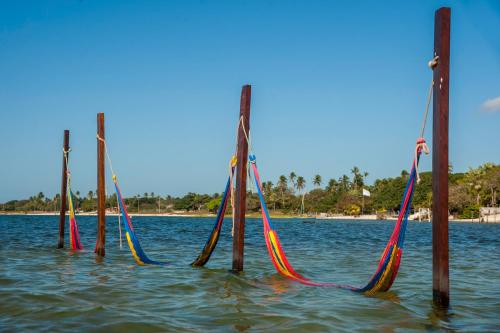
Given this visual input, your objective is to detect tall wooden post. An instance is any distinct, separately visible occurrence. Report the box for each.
[232,85,251,272]
[57,130,70,248]
[432,7,451,308]
[95,113,106,257]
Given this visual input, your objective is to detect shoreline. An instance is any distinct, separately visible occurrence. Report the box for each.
[1,211,499,223]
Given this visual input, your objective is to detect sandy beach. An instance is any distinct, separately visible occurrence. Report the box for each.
[3,211,500,223]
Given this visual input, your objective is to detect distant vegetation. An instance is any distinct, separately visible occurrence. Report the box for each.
[2,163,498,219]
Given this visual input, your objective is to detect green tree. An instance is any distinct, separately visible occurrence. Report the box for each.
[313,175,322,188]
[206,197,222,213]
[289,172,297,192]
[326,178,338,193]
[339,175,350,192]
[296,176,306,214]
[277,175,288,208]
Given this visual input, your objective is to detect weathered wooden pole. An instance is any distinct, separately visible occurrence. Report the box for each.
[432,7,451,308]
[232,85,251,272]
[57,130,70,248]
[95,113,106,257]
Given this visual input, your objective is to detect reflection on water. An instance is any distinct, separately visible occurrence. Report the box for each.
[0,215,499,332]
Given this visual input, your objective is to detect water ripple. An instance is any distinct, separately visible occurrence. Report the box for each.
[0,215,499,332]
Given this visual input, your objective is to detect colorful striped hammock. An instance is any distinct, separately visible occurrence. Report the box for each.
[67,177,82,251]
[113,176,167,266]
[192,167,234,266]
[249,138,427,294]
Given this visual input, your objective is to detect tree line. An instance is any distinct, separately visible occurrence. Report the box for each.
[2,163,498,219]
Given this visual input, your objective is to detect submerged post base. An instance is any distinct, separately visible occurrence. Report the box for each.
[433,289,450,308]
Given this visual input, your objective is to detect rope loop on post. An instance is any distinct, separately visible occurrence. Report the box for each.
[237,115,252,155]
[63,148,72,178]
[96,133,117,181]
[428,55,439,69]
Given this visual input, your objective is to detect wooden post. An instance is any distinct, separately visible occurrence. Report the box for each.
[232,85,251,272]
[432,7,451,308]
[57,130,70,248]
[95,113,106,257]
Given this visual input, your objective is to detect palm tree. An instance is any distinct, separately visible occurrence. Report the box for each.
[87,190,94,200]
[263,181,273,197]
[270,191,278,211]
[351,166,362,189]
[296,176,306,214]
[326,179,338,193]
[313,175,322,188]
[289,172,297,192]
[277,175,288,207]
[339,175,350,192]
[296,176,306,193]
[401,170,409,179]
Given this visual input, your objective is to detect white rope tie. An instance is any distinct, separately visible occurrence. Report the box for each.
[238,116,252,154]
[420,79,434,139]
[96,134,116,180]
[63,148,72,197]
[96,134,122,247]
[63,147,71,176]
[229,116,253,237]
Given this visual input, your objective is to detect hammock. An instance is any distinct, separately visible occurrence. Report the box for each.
[63,148,82,251]
[249,138,427,294]
[191,171,233,266]
[113,176,167,266]
[67,182,82,250]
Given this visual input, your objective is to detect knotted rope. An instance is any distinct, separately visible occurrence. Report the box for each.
[414,138,430,183]
[229,116,254,236]
[96,134,117,181]
[63,148,72,179]
[414,55,439,183]
[96,134,122,248]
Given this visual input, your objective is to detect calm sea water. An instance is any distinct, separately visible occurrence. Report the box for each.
[0,215,499,332]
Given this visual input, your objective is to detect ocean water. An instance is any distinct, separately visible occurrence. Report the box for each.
[0,215,499,332]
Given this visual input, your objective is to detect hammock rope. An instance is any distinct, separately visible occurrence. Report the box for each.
[230,116,252,236]
[96,135,166,266]
[64,148,83,251]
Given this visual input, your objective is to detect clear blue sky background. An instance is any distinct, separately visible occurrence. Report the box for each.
[0,1,499,202]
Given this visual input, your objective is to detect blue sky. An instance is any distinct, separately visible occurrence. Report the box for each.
[0,1,499,202]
